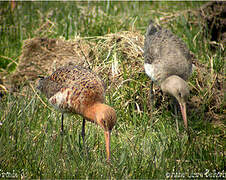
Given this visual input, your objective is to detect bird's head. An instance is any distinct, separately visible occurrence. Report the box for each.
[161,75,189,129]
[95,104,116,162]
[95,104,116,132]
[146,19,161,37]
[84,103,116,162]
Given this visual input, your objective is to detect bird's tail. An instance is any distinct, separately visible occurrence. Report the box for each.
[146,20,161,37]
[37,75,45,79]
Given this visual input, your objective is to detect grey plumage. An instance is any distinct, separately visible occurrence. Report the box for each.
[144,20,192,83]
[144,20,194,130]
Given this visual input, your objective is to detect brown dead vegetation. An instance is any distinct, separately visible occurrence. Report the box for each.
[3,37,92,91]
[199,1,226,44]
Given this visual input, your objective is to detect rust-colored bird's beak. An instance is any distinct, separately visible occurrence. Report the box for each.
[11,0,16,11]
[179,103,188,129]
[104,130,111,162]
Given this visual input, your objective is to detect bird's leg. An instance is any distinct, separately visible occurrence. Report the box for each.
[173,98,180,134]
[81,118,86,146]
[60,113,64,153]
[150,81,154,110]
[174,102,179,134]
[61,113,64,135]
[81,118,88,157]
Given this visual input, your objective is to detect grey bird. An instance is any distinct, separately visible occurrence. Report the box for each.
[144,20,193,130]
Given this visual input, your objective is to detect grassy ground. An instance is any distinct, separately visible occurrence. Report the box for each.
[0,1,225,179]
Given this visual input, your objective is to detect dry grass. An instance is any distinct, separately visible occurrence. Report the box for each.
[3,37,92,90]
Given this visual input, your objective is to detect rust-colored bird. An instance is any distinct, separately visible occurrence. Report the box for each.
[37,65,116,161]
[144,20,193,130]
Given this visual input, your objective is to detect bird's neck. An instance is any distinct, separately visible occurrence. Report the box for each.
[83,102,105,123]
[83,103,116,131]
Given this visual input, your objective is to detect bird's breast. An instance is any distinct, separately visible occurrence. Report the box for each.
[144,63,156,81]
[48,80,105,115]
[49,88,76,112]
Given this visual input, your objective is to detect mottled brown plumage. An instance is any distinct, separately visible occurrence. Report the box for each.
[37,65,116,161]
[144,20,193,130]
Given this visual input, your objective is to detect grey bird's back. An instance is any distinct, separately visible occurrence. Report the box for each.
[144,20,192,83]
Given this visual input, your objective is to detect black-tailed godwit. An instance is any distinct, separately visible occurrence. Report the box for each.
[144,20,192,130]
[37,65,116,161]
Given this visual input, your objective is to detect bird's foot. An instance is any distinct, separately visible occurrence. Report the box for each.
[60,134,64,153]
[60,129,64,136]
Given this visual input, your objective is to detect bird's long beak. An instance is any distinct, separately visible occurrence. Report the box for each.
[179,103,188,129]
[104,130,111,162]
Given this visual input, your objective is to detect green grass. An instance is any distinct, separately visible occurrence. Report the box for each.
[0,1,225,179]
[1,91,224,178]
